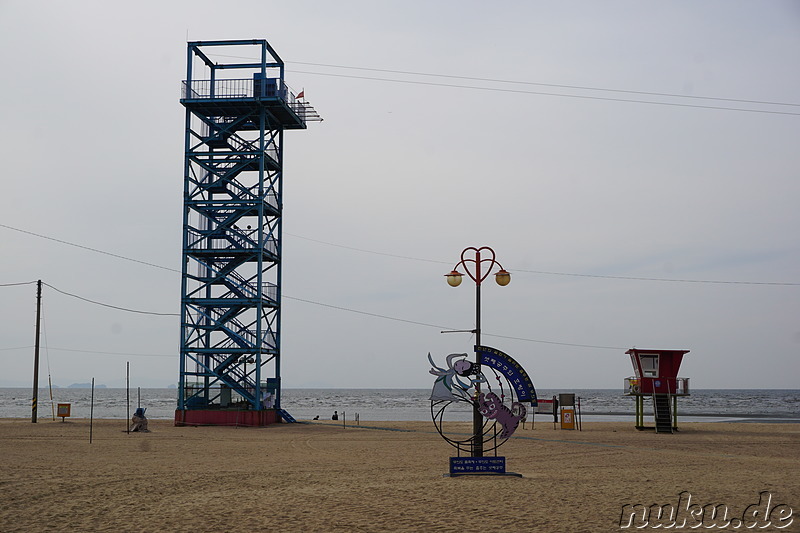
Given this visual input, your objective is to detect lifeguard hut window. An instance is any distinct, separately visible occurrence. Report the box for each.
[640,354,659,377]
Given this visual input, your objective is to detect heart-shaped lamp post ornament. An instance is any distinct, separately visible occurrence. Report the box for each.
[444,246,510,457]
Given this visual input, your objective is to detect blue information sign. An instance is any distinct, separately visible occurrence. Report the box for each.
[475,345,537,405]
[450,456,506,475]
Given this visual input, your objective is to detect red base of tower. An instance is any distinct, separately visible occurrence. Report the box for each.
[174,409,279,427]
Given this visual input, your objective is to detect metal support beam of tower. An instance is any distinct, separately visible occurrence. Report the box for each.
[175,40,320,427]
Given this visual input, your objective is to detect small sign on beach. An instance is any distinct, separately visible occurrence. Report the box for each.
[561,408,575,430]
[535,398,555,414]
[57,403,71,421]
[449,456,506,475]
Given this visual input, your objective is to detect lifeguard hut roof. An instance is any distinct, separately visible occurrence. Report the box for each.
[625,349,690,356]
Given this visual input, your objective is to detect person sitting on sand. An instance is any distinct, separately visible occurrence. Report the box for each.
[332,411,339,421]
[130,407,149,432]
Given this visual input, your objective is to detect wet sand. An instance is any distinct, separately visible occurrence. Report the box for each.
[1,418,797,531]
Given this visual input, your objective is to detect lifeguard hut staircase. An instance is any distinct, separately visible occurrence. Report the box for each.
[175,40,320,426]
[624,349,690,433]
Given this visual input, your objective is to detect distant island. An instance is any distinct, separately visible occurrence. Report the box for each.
[67,383,107,389]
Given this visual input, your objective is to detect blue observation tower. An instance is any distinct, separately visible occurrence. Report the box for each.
[175,40,320,426]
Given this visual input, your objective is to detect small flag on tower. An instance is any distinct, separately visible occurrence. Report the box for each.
[296,90,305,99]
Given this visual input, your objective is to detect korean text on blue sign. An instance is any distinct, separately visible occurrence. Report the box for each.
[475,345,537,405]
[450,456,506,475]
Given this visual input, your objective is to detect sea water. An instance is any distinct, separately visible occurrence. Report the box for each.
[1,388,798,423]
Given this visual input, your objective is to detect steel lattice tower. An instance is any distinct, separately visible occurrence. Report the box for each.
[176,40,320,426]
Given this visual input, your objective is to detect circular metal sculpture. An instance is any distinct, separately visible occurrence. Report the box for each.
[428,347,536,455]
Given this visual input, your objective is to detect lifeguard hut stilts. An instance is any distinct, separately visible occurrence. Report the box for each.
[624,349,690,433]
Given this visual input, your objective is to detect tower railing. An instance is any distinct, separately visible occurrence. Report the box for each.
[182,78,319,122]
[185,228,279,256]
[182,78,308,103]
[182,78,287,100]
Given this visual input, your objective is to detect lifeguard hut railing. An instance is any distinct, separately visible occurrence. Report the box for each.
[624,376,690,396]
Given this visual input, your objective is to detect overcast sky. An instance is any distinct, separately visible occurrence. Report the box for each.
[1,1,798,390]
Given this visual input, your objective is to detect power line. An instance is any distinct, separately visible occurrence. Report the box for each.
[42,282,180,317]
[510,268,800,286]
[289,60,800,109]
[0,223,180,274]
[286,233,800,287]
[286,232,448,264]
[0,281,37,287]
[2,224,795,354]
[282,295,623,350]
[283,294,454,330]
[482,333,623,350]
[0,345,174,358]
[6,289,623,352]
[3,219,795,288]
[45,347,176,358]
[206,53,800,111]
[291,69,800,117]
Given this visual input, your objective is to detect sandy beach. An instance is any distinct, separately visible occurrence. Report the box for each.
[1,418,797,532]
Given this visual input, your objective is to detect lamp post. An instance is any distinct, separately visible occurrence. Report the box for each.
[445,246,510,457]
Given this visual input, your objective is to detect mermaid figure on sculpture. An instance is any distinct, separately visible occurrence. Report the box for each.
[428,352,484,402]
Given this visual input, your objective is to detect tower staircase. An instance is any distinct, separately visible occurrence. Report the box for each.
[653,394,673,433]
[278,409,297,423]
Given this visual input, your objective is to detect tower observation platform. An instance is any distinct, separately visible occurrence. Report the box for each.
[176,40,320,426]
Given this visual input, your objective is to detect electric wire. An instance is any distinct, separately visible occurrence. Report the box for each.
[511,268,800,286]
[1,223,795,359]
[287,232,800,287]
[205,52,800,112]
[283,296,624,350]
[483,332,624,350]
[0,281,37,287]
[283,294,455,330]
[8,221,795,287]
[286,232,449,265]
[2,289,627,354]
[0,223,181,274]
[41,282,180,317]
[291,69,800,117]
[288,60,800,109]
[0,345,174,358]
[1,223,797,355]
[41,347,175,358]
[2,190,797,287]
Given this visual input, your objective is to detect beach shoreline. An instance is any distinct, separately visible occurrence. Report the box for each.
[2,419,797,531]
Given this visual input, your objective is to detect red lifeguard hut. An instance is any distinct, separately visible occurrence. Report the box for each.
[624,349,690,433]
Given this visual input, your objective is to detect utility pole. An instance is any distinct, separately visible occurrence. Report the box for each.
[31,279,42,423]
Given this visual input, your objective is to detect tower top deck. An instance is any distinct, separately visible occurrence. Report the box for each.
[180,40,320,128]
